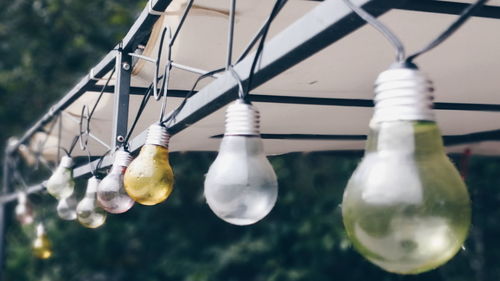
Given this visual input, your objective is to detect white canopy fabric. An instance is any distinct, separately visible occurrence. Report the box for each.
[28,0,500,163]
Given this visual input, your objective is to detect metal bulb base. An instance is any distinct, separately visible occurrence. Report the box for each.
[225,100,260,136]
[373,67,435,124]
[145,124,170,148]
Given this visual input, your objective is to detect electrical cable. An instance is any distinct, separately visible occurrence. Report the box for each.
[161,0,287,126]
[342,0,405,63]
[124,84,154,146]
[406,0,489,63]
[161,67,226,126]
[245,0,288,97]
[89,67,116,120]
[227,0,236,69]
[236,0,287,64]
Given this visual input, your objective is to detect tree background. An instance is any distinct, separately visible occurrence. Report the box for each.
[1,0,498,280]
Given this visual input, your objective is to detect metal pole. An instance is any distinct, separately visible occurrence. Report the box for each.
[112,49,132,148]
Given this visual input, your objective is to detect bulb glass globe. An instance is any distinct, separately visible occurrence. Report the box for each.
[342,66,471,274]
[77,176,107,228]
[204,100,278,225]
[33,224,52,259]
[57,195,77,220]
[46,156,75,199]
[15,192,34,225]
[97,150,134,213]
[124,124,174,205]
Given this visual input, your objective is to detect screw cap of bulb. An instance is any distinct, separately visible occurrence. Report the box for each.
[114,150,132,167]
[145,124,170,148]
[60,156,73,168]
[224,99,260,136]
[373,66,435,124]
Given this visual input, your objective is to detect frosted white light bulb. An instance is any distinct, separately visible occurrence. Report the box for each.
[77,176,106,228]
[204,100,278,225]
[15,192,34,225]
[57,195,77,221]
[97,150,134,214]
[342,65,471,274]
[46,156,75,199]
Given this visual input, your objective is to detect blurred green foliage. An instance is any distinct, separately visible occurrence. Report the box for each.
[1,1,499,281]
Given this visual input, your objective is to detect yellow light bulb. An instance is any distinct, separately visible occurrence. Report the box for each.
[342,66,471,274]
[33,224,52,259]
[124,124,174,205]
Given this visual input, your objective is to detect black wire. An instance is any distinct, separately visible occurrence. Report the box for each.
[67,135,80,155]
[154,27,169,100]
[236,0,287,64]
[228,66,245,100]
[158,61,172,121]
[89,67,116,120]
[161,67,226,126]
[168,0,195,61]
[342,0,405,63]
[160,0,286,127]
[406,0,489,63]
[124,84,154,145]
[245,0,288,98]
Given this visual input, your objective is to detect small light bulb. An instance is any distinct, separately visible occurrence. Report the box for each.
[97,150,134,213]
[15,192,34,225]
[204,100,278,226]
[57,195,77,221]
[342,65,471,274]
[33,223,52,259]
[77,176,106,228]
[124,124,174,205]
[46,156,75,199]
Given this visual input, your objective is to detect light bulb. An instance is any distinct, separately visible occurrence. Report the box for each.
[204,100,278,225]
[57,195,77,220]
[33,223,52,259]
[46,156,75,199]
[342,65,471,274]
[124,124,174,205]
[97,150,134,213]
[77,176,107,228]
[15,192,34,225]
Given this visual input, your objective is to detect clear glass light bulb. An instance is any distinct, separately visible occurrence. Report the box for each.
[342,65,471,274]
[46,156,75,199]
[33,223,52,259]
[57,195,77,221]
[97,150,134,213]
[15,192,34,225]
[204,100,278,226]
[77,176,107,228]
[124,124,174,206]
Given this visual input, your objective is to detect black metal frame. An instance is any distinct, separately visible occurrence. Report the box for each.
[2,0,500,278]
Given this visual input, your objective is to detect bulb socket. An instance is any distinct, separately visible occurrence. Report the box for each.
[60,156,73,168]
[114,150,132,167]
[224,100,260,136]
[373,67,435,123]
[145,124,170,148]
